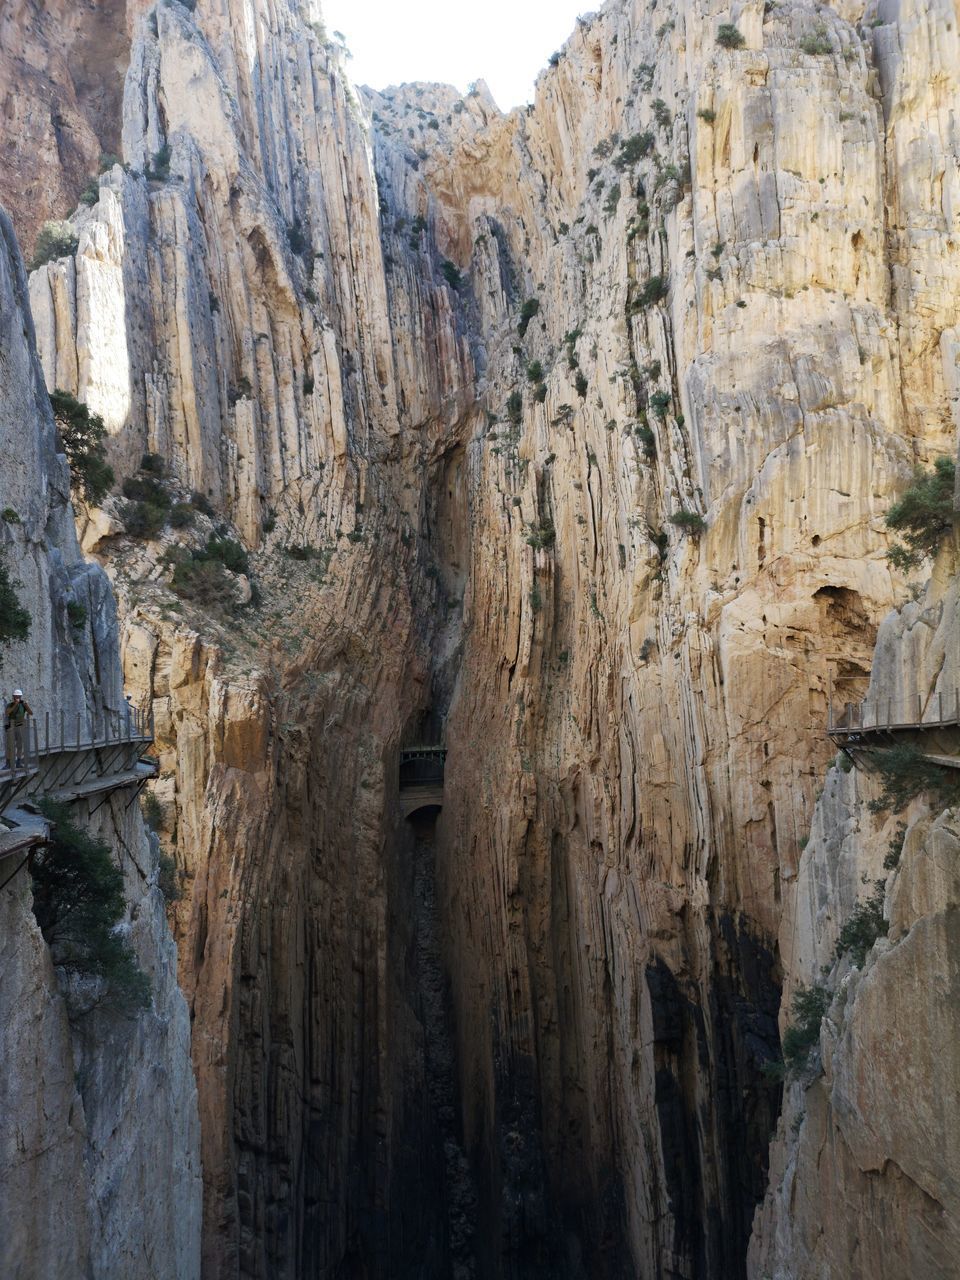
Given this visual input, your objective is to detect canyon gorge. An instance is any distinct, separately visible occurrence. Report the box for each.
[0,0,958,1276]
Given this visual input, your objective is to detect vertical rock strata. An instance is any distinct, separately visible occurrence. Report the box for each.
[3,0,959,1275]
[750,550,960,1278]
[0,210,201,1277]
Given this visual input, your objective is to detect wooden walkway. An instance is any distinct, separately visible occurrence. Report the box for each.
[829,686,960,762]
[828,688,960,742]
[0,705,157,859]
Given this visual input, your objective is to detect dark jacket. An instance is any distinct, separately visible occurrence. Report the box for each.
[4,698,32,727]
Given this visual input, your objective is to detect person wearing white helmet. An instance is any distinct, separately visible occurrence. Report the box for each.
[4,688,33,769]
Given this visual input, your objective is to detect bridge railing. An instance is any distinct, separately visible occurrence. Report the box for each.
[399,747,446,789]
[1,704,154,778]
[829,688,960,736]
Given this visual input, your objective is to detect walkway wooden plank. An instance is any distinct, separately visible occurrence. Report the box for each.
[0,808,50,860]
[46,759,158,804]
[921,754,960,771]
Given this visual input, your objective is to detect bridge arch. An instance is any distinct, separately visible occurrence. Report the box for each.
[399,747,446,820]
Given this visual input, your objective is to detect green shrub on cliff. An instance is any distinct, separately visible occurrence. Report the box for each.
[613,132,655,170]
[525,519,556,550]
[0,556,31,651]
[31,801,150,1017]
[168,535,250,609]
[635,274,669,309]
[885,456,956,570]
[518,297,540,337]
[865,742,960,814]
[834,882,887,967]
[169,551,232,606]
[800,28,832,55]
[716,23,746,49]
[440,260,462,288]
[883,823,907,871]
[50,389,115,505]
[649,390,672,418]
[29,221,79,271]
[141,790,163,831]
[205,534,249,574]
[79,177,101,207]
[781,983,829,1072]
[66,600,87,631]
[670,510,707,536]
[157,852,183,903]
[121,467,170,538]
[146,143,171,181]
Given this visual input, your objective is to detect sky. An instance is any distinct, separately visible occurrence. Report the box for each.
[320,0,590,112]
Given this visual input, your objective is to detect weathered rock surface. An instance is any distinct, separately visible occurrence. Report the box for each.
[750,544,960,1278]
[0,0,142,257]
[0,207,201,1279]
[2,0,960,1276]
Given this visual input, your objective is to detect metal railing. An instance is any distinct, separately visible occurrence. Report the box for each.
[399,747,446,789]
[1,704,154,778]
[400,747,448,763]
[828,688,960,736]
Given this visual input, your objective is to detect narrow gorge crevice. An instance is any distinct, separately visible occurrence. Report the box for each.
[409,812,478,1278]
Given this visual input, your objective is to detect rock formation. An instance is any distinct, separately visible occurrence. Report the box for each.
[749,534,960,1278]
[0,208,201,1277]
[1,0,959,1275]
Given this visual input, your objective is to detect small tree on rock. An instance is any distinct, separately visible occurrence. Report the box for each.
[50,390,115,505]
[885,456,956,570]
[0,555,30,651]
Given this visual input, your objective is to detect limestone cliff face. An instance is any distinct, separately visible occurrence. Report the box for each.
[4,0,960,1275]
[24,3,469,1273]
[0,0,145,256]
[0,208,201,1277]
[749,545,960,1279]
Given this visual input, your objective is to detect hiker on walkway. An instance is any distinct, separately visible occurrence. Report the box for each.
[4,689,33,768]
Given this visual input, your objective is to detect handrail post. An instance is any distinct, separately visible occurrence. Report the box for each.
[44,711,49,753]
[918,692,922,724]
